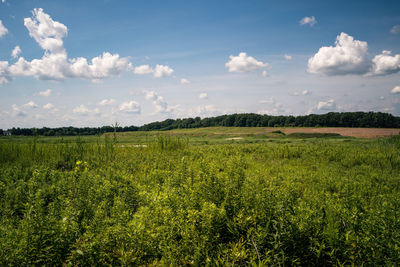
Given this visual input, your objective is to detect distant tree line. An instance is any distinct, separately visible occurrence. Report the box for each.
[2,112,400,136]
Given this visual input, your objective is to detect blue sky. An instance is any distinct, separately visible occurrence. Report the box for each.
[0,0,399,128]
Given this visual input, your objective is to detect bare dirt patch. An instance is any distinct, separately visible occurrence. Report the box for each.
[270,127,400,138]
[119,144,148,147]
[225,137,244,140]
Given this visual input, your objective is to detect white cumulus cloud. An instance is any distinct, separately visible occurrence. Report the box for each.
[133,64,174,78]
[0,61,11,85]
[185,105,221,117]
[317,99,336,110]
[133,64,153,74]
[199,93,208,99]
[3,8,132,85]
[11,46,22,59]
[258,101,285,115]
[119,101,141,114]
[11,104,27,117]
[225,52,268,73]
[98,99,116,106]
[38,89,51,96]
[145,91,177,114]
[24,8,68,54]
[180,78,190,84]
[43,103,56,110]
[22,101,39,108]
[69,52,131,80]
[153,64,174,78]
[284,54,292,60]
[300,16,317,27]
[73,105,90,115]
[0,20,8,37]
[391,86,400,94]
[369,50,400,76]
[307,32,370,75]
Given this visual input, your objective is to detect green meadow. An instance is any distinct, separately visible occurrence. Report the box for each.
[0,128,399,265]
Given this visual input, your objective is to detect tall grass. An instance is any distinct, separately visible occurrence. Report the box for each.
[0,135,399,265]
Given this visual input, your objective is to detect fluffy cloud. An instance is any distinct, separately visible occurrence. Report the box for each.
[133,64,174,78]
[307,99,337,114]
[2,8,132,85]
[9,53,68,80]
[43,103,56,110]
[11,104,27,117]
[284,54,292,60]
[10,101,40,117]
[199,93,208,99]
[185,105,221,117]
[225,52,268,73]
[300,16,317,27]
[69,52,131,80]
[73,105,100,116]
[293,90,311,96]
[145,91,176,113]
[133,65,153,75]
[308,32,400,76]
[38,89,51,96]
[24,8,67,54]
[119,101,141,114]
[180,78,190,84]
[317,99,336,110]
[73,105,90,115]
[391,86,400,94]
[390,25,400,34]
[307,32,370,75]
[11,46,22,59]
[153,64,174,78]
[0,61,10,85]
[98,99,116,106]
[258,100,285,115]
[0,20,8,37]
[369,50,400,76]
[22,101,39,108]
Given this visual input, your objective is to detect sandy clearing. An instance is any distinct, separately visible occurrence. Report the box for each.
[226,137,244,140]
[119,144,148,147]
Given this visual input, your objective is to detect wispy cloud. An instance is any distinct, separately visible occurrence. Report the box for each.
[300,16,317,27]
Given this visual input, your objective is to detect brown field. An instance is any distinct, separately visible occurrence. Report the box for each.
[274,127,400,138]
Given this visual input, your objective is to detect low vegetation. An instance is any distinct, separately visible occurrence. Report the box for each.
[0,131,399,265]
[3,111,400,136]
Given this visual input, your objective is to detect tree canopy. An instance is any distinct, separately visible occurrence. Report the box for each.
[3,112,400,136]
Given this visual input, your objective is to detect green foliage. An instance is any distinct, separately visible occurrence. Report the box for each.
[3,111,400,136]
[271,130,285,135]
[0,134,400,265]
[151,135,189,151]
[287,132,343,138]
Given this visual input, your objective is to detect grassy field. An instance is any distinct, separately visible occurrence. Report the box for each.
[0,126,356,145]
[0,128,399,265]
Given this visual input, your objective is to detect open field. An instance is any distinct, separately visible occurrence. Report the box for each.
[0,129,400,265]
[2,126,398,146]
[279,127,400,138]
